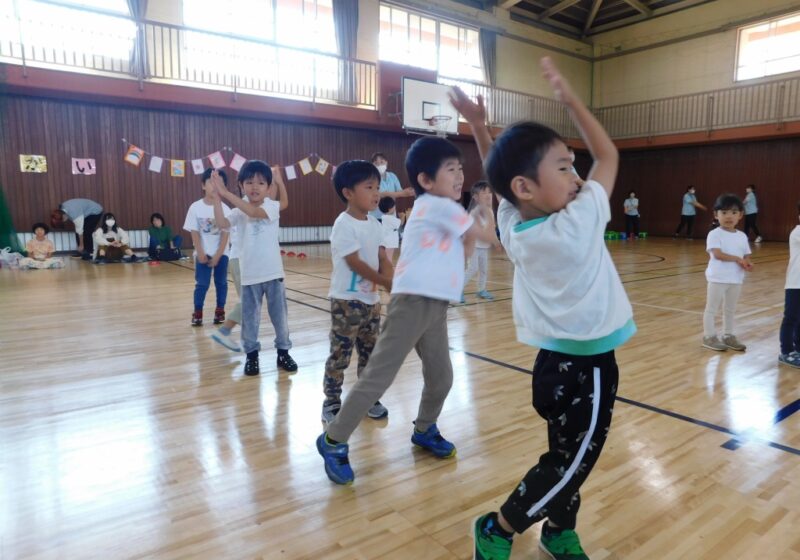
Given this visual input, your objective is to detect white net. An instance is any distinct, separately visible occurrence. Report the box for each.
[428,115,452,138]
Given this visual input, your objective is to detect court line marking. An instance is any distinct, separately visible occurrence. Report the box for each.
[720,398,800,450]
[167,260,800,457]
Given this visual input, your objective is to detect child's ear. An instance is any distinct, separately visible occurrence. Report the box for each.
[342,187,354,201]
[417,172,433,192]
[510,175,536,201]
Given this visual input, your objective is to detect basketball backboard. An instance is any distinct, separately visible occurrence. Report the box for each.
[401,77,459,136]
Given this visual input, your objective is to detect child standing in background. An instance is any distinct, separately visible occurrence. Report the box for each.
[702,194,753,352]
[463,180,499,302]
[623,191,640,240]
[322,161,394,424]
[779,202,800,368]
[20,223,63,269]
[743,184,762,243]
[378,196,401,261]
[183,169,231,327]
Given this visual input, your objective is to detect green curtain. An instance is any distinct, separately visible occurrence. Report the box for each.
[0,187,25,254]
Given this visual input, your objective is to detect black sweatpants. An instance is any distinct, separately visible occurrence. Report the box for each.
[76,213,102,256]
[625,215,640,239]
[744,213,760,239]
[675,214,695,237]
[500,350,618,533]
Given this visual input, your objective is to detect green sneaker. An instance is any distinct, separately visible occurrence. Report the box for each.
[539,528,589,560]
[472,513,512,560]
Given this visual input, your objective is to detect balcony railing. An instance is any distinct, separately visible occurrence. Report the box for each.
[0,7,377,109]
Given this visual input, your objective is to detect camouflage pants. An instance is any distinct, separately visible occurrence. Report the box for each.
[323,299,381,404]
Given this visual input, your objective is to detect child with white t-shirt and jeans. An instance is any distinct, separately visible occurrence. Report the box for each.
[316,136,497,485]
[453,57,634,560]
[184,169,231,327]
[322,161,394,424]
[779,203,800,368]
[211,161,298,376]
[702,194,753,352]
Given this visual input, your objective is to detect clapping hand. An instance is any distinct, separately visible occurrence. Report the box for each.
[448,87,486,125]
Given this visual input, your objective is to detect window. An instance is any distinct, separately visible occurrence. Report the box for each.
[9,0,136,62]
[379,4,483,82]
[736,12,800,81]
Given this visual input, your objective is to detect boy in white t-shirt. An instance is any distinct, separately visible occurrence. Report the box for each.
[211,161,298,376]
[183,169,232,327]
[322,161,394,424]
[453,57,634,560]
[378,196,401,261]
[702,194,753,352]
[779,203,800,368]
[316,137,497,485]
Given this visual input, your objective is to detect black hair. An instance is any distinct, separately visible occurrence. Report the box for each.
[686,185,695,192]
[713,193,744,212]
[201,168,228,186]
[471,180,491,195]
[405,136,462,196]
[629,190,636,196]
[746,184,756,191]
[332,160,380,203]
[100,212,119,234]
[484,121,564,205]
[150,212,165,226]
[238,160,272,185]
[378,196,395,214]
[370,152,387,163]
[32,222,49,234]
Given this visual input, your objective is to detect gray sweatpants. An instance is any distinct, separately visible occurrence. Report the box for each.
[326,294,453,443]
[703,281,743,337]
[241,278,292,354]
[228,258,242,325]
[465,247,489,291]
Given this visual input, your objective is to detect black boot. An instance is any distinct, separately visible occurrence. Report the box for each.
[245,351,260,376]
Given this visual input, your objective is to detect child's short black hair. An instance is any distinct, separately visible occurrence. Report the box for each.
[405,136,462,196]
[238,160,272,185]
[713,193,744,212]
[201,168,228,186]
[747,183,756,191]
[150,212,165,225]
[471,180,491,195]
[686,185,695,192]
[370,152,387,163]
[333,160,380,203]
[378,196,395,214]
[484,121,563,205]
[32,222,49,234]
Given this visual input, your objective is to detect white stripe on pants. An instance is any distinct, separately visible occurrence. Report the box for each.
[464,247,489,292]
[703,282,742,337]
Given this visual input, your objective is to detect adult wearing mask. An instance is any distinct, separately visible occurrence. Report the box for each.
[624,191,640,240]
[743,184,762,243]
[52,198,103,258]
[368,152,414,219]
[674,185,706,239]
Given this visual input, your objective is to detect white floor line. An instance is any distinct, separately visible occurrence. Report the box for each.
[631,301,704,315]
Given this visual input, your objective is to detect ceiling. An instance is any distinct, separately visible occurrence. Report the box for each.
[487,0,718,39]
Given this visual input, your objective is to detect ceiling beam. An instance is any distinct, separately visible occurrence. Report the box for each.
[538,0,582,20]
[588,0,714,35]
[510,6,584,36]
[583,0,603,34]
[621,0,653,16]
[499,0,523,10]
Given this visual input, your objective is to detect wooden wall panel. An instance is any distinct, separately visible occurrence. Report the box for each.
[0,94,484,243]
[605,138,800,241]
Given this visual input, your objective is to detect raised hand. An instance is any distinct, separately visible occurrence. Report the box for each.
[541,57,577,106]
[448,87,486,125]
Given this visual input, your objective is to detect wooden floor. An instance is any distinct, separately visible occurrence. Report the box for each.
[1,238,799,560]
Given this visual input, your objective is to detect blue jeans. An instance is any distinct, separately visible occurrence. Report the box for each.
[780,289,800,355]
[241,278,292,354]
[194,255,229,310]
[149,235,183,260]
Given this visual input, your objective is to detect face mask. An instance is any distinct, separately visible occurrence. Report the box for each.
[570,151,576,163]
[376,164,387,174]
[106,220,115,227]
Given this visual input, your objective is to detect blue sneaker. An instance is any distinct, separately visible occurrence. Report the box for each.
[473,513,513,560]
[316,433,354,485]
[411,423,456,458]
[476,290,495,300]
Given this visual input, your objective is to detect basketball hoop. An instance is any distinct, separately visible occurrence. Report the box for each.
[428,115,452,138]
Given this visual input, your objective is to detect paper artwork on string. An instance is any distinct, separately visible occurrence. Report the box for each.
[124,145,145,167]
[71,158,96,175]
[298,158,313,176]
[315,158,330,176]
[208,151,226,170]
[148,156,164,173]
[19,155,48,173]
[170,160,186,177]
[191,159,205,175]
[229,153,247,172]
[284,165,297,180]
